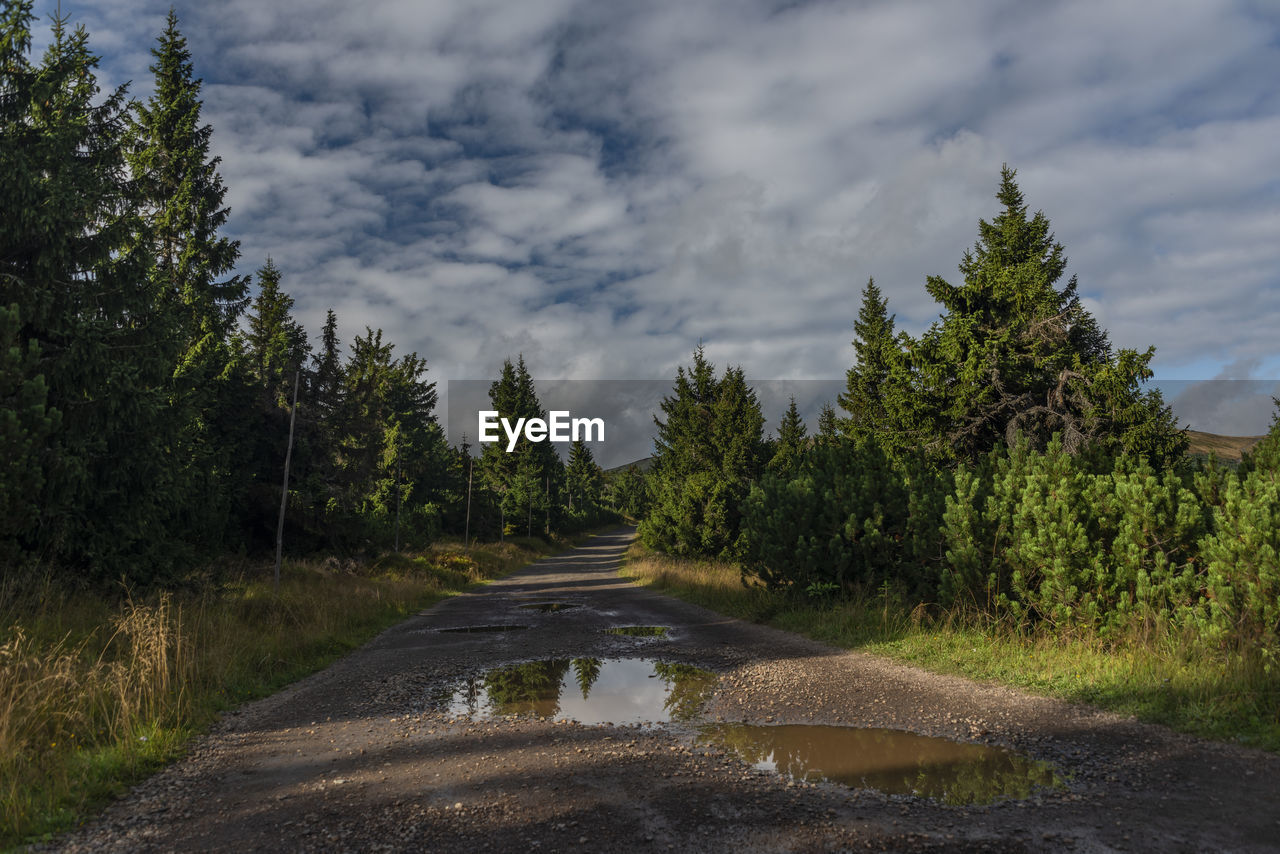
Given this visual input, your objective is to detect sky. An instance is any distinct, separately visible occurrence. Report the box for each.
[27,0,1280,449]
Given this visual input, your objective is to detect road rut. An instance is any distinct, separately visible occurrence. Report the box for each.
[50,528,1280,853]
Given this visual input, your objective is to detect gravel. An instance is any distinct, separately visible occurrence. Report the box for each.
[44,529,1280,853]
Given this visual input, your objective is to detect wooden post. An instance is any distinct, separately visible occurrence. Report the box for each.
[394,456,401,553]
[274,369,300,592]
[464,457,473,546]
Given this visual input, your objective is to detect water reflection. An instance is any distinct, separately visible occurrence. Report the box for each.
[438,625,529,633]
[448,658,717,724]
[699,724,1061,805]
[605,626,668,637]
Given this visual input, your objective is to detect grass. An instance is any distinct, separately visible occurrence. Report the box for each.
[0,534,567,849]
[1186,430,1265,462]
[621,544,1280,753]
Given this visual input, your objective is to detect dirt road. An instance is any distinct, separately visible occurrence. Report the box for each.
[52,529,1280,852]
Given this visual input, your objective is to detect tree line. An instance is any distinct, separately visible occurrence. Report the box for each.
[0,5,615,586]
[640,168,1280,658]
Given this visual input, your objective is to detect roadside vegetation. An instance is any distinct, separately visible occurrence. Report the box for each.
[0,536,559,847]
[623,542,1280,753]
[631,167,1280,756]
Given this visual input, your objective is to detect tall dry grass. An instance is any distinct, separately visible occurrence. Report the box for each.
[0,536,559,846]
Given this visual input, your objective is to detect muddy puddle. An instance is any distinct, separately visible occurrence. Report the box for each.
[699,723,1061,805]
[438,625,529,633]
[605,626,668,637]
[447,658,716,724]
[517,602,580,613]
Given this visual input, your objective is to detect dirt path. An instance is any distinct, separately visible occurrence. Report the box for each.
[51,529,1280,853]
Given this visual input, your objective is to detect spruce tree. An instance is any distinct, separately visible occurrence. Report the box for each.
[915,166,1183,463]
[479,356,561,536]
[565,438,603,517]
[816,403,841,444]
[0,6,176,577]
[126,10,249,550]
[641,347,765,558]
[767,396,807,478]
[838,278,899,440]
[128,9,246,340]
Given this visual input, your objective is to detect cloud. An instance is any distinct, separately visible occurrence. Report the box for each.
[31,0,1280,436]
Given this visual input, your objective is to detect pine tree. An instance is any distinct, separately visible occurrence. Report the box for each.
[479,356,562,537]
[641,347,765,558]
[816,403,841,444]
[838,278,899,440]
[767,396,807,478]
[128,9,246,341]
[0,6,177,577]
[126,10,249,550]
[240,259,309,406]
[311,309,343,421]
[565,438,603,519]
[915,166,1184,463]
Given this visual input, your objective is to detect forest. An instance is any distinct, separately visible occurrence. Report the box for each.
[4,3,1279,843]
[0,5,616,591]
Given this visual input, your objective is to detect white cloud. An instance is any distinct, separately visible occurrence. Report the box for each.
[31,0,1280,435]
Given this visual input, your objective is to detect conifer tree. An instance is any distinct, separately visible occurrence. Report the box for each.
[641,347,765,558]
[479,356,561,536]
[838,278,900,440]
[240,259,309,407]
[128,9,246,341]
[0,6,176,576]
[816,403,841,444]
[914,166,1183,463]
[564,438,604,518]
[126,10,250,549]
[767,396,807,478]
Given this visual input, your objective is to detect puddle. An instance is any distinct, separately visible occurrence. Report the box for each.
[605,626,669,637]
[438,625,529,633]
[698,724,1061,805]
[517,602,580,613]
[447,658,716,724]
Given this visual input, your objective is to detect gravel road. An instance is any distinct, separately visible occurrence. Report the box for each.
[49,528,1280,853]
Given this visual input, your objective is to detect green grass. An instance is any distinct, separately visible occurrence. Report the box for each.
[621,545,1280,752]
[0,534,569,849]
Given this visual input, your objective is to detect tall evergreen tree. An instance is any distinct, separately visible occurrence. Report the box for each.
[767,396,807,478]
[913,166,1183,463]
[128,9,246,341]
[126,10,249,550]
[564,438,603,516]
[816,402,841,444]
[240,259,308,407]
[479,356,562,536]
[641,347,765,558]
[0,6,176,577]
[838,278,899,440]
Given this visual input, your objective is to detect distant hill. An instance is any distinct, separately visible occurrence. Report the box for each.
[1185,430,1266,462]
[605,456,654,475]
[604,434,1265,473]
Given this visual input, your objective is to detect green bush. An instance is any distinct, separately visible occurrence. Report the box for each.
[1198,466,1280,662]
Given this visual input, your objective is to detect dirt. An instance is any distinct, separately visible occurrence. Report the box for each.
[46,529,1280,852]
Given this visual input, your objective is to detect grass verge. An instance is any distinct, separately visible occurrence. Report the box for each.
[0,535,566,848]
[621,543,1280,753]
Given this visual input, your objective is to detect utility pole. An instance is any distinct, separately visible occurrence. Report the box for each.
[394,456,402,553]
[544,475,550,536]
[274,369,300,592]
[464,456,473,546]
